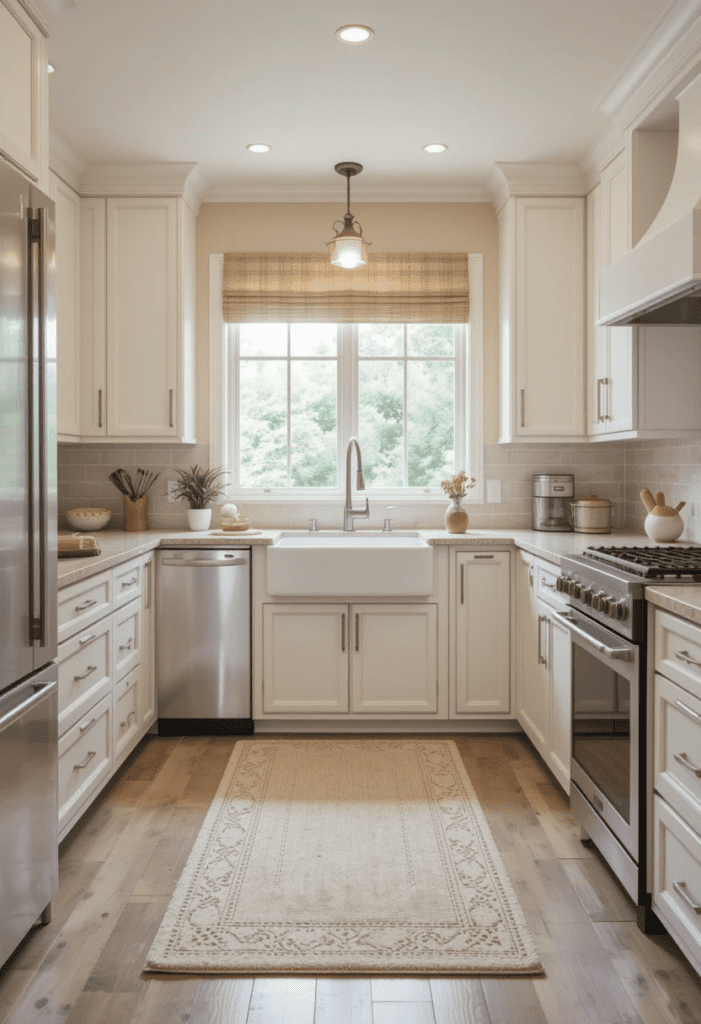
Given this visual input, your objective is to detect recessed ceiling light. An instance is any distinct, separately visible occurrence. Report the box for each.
[423,144,448,154]
[246,143,271,154]
[47,63,55,73]
[335,25,374,45]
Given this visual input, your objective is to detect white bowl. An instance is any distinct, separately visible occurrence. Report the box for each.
[65,507,112,531]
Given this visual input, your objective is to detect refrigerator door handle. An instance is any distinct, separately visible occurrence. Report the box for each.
[36,208,48,649]
[26,209,37,646]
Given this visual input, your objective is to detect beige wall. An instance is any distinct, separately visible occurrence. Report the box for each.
[195,202,499,444]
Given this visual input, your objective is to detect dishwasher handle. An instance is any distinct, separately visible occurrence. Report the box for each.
[160,556,248,568]
[0,679,58,734]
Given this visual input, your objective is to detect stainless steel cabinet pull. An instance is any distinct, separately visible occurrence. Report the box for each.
[169,389,174,428]
[675,649,701,670]
[355,613,360,652]
[341,613,346,652]
[675,699,701,722]
[120,711,137,729]
[460,564,464,605]
[673,752,701,778]
[596,378,604,423]
[537,614,545,665]
[121,577,137,588]
[78,633,97,646]
[74,750,96,771]
[73,665,97,682]
[98,389,103,428]
[673,881,701,915]
[75,598,97,612]
[542,580,557,589]
[144,561,152,610]
[118,638,133,651]
[79,718,96,733]
[528,564,534,587]
[520,389,525,428]
[473,554,494,559]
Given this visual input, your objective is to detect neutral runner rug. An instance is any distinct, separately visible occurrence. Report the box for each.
[145,738,542,975]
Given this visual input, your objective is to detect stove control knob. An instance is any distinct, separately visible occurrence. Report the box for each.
[592,590,607,611]
[582,587,594,606]
[599,595,611,615]
[615,601,628,621]
[556,575,566,593]
[568,580,581,598]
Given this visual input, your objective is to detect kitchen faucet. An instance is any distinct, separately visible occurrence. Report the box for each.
[344,437,369,531]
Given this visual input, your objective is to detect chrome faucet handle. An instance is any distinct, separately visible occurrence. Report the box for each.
[308,518,318,532]
[383,506,394,532]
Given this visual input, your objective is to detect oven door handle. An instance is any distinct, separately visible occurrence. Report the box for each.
[550,611,634,661]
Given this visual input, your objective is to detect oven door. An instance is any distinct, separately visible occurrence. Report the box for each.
[551,608,640,860]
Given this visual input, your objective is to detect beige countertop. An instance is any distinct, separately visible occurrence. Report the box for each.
[645,585,701,625]
[57,526,654,589]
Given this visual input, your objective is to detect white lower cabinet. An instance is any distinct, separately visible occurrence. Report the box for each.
[516,551,571,791]
[652,607,701,975]
[351,604,437,714]
[453,551,510,715]
[57,552,157,841]
[262,602,438,716]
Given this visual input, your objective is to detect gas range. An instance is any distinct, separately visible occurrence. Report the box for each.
[558,544,701,641]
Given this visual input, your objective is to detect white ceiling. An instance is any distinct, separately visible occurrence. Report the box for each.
[46,0,679,199]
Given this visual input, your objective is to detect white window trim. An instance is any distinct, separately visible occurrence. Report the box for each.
[209,252,484,504]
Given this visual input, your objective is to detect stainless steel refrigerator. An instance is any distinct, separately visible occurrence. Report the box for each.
[0,159,59,967]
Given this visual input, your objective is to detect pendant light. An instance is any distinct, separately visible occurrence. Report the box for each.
[327,162,371,270]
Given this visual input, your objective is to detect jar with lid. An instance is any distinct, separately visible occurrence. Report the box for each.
[570,495,613,534]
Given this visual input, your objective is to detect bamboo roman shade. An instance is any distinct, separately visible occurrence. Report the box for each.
[222,252,469,323]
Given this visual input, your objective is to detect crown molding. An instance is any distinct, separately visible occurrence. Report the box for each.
[79,162,201,205]
[16,0,51,35]
[200,182,491,203]
[598,0,701,122]
[580,128,627,193]
[486,162,588,212]
[49,130,86,193]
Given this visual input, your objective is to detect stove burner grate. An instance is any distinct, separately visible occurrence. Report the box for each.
[583,545,701,579]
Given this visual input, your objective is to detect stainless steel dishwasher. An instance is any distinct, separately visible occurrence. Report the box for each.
[156,548,252,734]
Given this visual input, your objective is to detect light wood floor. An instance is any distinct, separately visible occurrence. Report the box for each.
[2,733,701,1024]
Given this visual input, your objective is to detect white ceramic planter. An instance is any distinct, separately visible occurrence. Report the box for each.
[644,512,684,543]
[187,508,212,531]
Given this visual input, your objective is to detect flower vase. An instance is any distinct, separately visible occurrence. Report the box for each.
[444,495,468,534]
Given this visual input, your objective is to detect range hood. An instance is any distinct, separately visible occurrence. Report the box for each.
[598,74,701,326]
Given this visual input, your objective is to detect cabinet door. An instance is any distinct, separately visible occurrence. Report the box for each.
[0,0,47,183]
[53,173,82,439]
[454,553,510,714]
[106,197,178,437]
[548,610,572,791]
[263,604,348,713]
[587,184,608,436]
[350,604,438,714]
[80,197,107,436]
[139,553,156,729]
[516,554,549,753]
[515,197,585,438]
[601,152,634,434]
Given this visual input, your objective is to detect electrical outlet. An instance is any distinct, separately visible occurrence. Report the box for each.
[167,480,178,503]
[486,479,501,504]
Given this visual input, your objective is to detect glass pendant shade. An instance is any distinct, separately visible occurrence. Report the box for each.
[328,163,370,269]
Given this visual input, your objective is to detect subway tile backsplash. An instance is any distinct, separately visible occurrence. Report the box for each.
[58,440,635,532]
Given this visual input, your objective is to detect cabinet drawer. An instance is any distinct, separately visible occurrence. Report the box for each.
[113,666,140,763]
[112,556,143,611]
[536,560,568,610]
[653,795,701,968]
[655,610,701,701]
[655,673,701,837]
[57,571,112,643]
[58,694,112,834]
[113,597,141,680]
[57,618,112,736]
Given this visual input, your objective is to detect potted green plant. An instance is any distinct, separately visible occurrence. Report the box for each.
[172,465,228,531]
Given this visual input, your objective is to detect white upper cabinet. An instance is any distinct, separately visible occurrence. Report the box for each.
[588,153,634,436]
[51,172,82,440]
[0,0,49,188]
[80,196,196,442]
[499,196,586,442]
[588,151,701,441]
